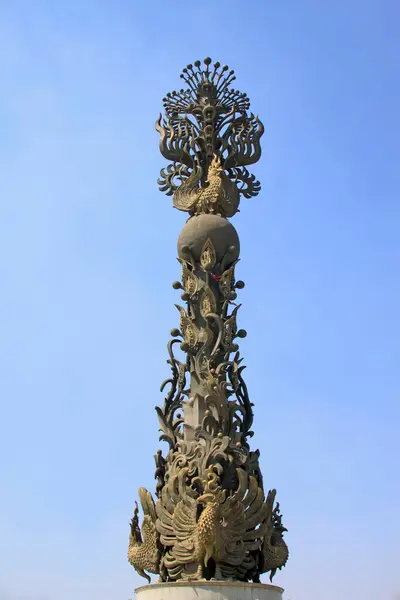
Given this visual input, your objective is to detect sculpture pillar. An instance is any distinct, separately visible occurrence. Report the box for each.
[127,58,289,598]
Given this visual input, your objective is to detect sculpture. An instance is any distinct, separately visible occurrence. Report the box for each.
[128,58,289,585]
[127,489,161,583]
[172,154,240,218]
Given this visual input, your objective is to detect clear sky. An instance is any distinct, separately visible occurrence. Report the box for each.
[0,1,399,599]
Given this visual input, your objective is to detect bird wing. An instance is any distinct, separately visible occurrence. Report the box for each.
[156,472,198,565]
[241,475,269,554]
[173,168,202,212]
[138,487,158,548]
[217,469,247,565]
[264,489,276,529]
[219,470,268,566]
[139,487,157,523]
[171,494,198,563]
[220,172,240,218]
[156,477,178,547]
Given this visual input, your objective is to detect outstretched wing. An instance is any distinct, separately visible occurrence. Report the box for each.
[156,472,198,565]
[138,487,158,541]
[173,168,202,212]
[242,474,269,549]
[171,494,198,564]
[264,488,276,529]
[217,469,247,565]
[219,469,268,566]
[220,172,240,218]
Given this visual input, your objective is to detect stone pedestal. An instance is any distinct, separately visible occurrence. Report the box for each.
[135,581,284,600]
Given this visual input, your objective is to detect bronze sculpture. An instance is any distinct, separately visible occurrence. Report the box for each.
[128,58,289,585]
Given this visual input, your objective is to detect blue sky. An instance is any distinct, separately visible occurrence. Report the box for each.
[0,1,399,599]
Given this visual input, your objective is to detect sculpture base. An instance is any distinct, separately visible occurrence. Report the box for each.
[135,581,284,600]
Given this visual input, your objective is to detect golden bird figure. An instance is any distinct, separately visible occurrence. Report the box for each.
[156,467,270,581]
[127,487,160,583]
[173,155,240,218]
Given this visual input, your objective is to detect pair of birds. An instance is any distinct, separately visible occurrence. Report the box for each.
[127,468,288,584]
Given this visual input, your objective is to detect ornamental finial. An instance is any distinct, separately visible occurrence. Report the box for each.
[156,58,264,217]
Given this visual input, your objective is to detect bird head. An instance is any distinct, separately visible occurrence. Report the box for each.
[197,468,226,505]
[208,154,223,178]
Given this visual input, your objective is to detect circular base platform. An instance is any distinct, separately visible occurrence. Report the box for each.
[135,580,284,600]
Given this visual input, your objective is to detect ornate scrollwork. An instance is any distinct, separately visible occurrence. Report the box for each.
[156,238,255,454]
[156,339,188,450]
